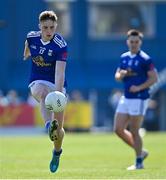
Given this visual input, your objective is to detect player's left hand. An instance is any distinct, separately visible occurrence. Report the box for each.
[129,85,141,93]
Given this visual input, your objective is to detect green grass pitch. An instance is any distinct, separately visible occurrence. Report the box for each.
[0,132,166,179]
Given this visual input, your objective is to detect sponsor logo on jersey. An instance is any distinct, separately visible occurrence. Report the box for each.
[32,56,51,67]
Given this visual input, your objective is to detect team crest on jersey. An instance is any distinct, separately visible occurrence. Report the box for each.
[134,60,139,66]
[128,60,133,66]
[48,49,53,56]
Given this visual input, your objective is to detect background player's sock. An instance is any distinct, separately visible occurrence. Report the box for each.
[136,156,143,166]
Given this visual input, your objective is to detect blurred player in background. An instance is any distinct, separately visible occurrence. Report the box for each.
[114,29,158,170]
[23,10,67,173]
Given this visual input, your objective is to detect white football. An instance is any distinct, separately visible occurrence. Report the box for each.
[45,91,67,112]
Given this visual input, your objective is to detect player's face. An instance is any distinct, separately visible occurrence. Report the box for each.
[127,36,142,54]
[39,20,57,41]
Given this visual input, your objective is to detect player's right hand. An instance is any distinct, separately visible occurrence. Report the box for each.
[115,68,128,81]
[119,70,128,77]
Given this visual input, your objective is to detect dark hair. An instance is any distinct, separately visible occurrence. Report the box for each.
[39,11,57,22]
[127,29,143,39]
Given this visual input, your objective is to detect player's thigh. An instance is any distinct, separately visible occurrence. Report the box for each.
[114,96,129,131]
[30,83,51,102]
[114,113,130,131]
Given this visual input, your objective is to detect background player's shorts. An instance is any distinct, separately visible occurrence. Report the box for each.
[116,96,149,116]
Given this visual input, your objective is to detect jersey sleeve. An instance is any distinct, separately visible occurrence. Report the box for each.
[26,31,40,46]
[26,31,33,45]
[143,58,155,72]
[56,45,68,62]
[55,34,68,62]
[119,57,123,69]
[118,56,125,69]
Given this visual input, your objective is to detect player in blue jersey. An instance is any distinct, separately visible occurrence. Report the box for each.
[114,29,158,170]
[23,11,67,173]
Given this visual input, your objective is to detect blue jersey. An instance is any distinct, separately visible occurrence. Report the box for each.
[119,50,155,99]
[26,31,68,88]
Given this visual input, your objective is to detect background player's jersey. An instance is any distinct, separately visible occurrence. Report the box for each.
[27,31,67,88]
[119,50,155,99]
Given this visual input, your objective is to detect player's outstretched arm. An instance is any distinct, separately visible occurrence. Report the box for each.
[55,61,66,92]
[23,40,31,60]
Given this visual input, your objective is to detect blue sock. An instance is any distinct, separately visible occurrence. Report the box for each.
[136,157,143,165]
[53,149,62,156]
[45,121,50,132]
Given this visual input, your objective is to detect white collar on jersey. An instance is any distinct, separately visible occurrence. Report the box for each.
[129,51,138,58]
[40,39,50,45]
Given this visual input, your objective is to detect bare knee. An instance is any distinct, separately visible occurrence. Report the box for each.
[31,84,50,101]
[33,89,49,99]
[114,113,129,137]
